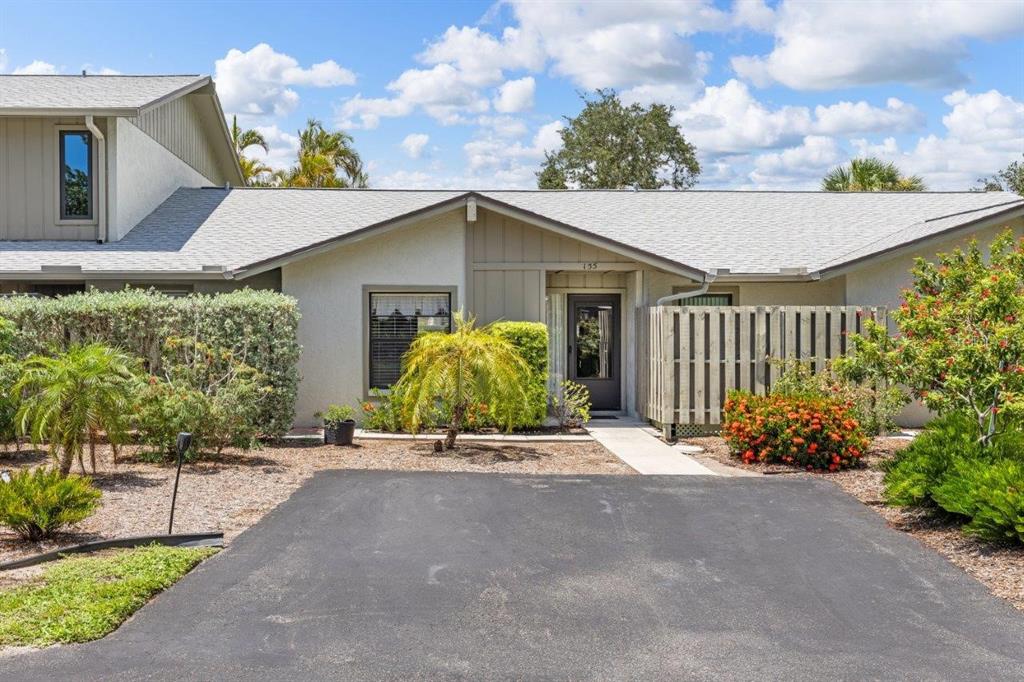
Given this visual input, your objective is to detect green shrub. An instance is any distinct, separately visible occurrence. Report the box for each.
[771,359,908,436]
[0,288,300,438]
[317,404,355,428]
[883,412,1024,545]
[490,321,549,427]
[932,458,1024,544]
[723,390,871,471]
[881,413,982,506]
[551,380,591,429]
[134,338,270,458]
[0,468,101,541]
[360,386,407,432]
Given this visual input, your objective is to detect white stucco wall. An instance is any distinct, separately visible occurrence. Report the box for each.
[109,118,211,242]
[844,219,1024,308]
[282,209,467,427]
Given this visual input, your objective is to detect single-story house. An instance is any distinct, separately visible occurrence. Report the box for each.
[1,74,1022,428]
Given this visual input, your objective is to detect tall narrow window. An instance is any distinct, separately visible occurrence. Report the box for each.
[368,292,451,389]
[60,130,93,220]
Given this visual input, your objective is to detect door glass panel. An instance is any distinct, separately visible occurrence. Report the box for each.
[575,305,613,379]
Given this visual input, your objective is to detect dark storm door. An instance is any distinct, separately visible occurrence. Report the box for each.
[568,294,621,411]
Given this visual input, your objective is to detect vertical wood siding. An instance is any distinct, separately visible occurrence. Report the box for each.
[128,95,222,184]
[469,208,635,324]
[0,116,95,240]
[642,305,888,426]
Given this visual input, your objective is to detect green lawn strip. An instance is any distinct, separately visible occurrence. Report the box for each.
[0,544,217,647]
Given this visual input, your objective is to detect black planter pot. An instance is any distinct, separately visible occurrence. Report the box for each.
[336,419,356,446]
[323,424,339,445]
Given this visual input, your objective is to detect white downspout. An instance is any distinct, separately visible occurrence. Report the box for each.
[656,274,716,306]
[84,115,107,243]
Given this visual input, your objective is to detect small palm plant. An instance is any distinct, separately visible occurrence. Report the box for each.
[397,315,531,449]
[821,157,925,192]
[13,344,138,475]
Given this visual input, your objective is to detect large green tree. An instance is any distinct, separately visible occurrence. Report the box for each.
[975,155,1024,195]
[822,157,925,192]
[537,90,700,190]
[230,116,271,185]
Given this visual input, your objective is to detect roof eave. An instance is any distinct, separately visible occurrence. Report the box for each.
[0,107,140,117]
[815,202,1024,280]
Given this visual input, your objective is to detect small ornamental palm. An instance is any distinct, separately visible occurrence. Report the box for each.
[822,157,925,192]
[13,344,138,475]
[396,315,531,449]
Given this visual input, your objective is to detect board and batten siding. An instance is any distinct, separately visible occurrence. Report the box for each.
[0,116,101,240]
[469,207,636,324]
[127,95,225,185]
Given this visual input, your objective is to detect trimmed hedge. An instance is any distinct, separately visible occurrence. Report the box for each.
[0,289,301,437]
[490,321,549,427]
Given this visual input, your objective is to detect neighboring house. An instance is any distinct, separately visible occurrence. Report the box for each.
[1,75,1022,428]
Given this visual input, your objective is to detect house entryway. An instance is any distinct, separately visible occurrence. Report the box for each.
[567,294,621,411]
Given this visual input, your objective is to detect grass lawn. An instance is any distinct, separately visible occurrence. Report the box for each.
[0,544,217,647]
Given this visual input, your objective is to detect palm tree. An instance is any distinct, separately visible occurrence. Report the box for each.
[13,344,138,474]
[822,157,925,192]
[396,315,531,449]
[281,118,368,188]
[230,116,270,185]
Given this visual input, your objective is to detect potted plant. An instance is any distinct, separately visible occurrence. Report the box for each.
[318,404,356,445]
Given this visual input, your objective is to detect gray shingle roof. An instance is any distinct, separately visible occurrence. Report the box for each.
[0,75,207,112]
[0,188,1020,279]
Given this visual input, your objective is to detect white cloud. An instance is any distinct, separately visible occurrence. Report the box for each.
[672,80,926,154]
[941,89,1024,144]
[739,88,1024,190]
[673,79,811,152]
[748,135,842,188]
[813,98,925,135]
[493,76,535,113]
[851,89,1024,189]
[731,0,776,31]
[507,0,725,90]
[215,43,355,120]
[13,60,57,75]
[417,25,544,87]
[246,125,300,171]
[337,95,414,130]
[477,115,529,138]
[401,133,430,159]
[731,0,1024,90]
[339,63,489,128]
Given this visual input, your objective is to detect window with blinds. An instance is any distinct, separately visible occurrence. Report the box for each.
[368,292,452,389]
[678,293,733,306]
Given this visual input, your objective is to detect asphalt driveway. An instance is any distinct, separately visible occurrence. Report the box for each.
[6,471,1024,680]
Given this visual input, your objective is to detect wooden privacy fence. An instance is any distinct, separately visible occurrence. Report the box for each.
[642,305,888,428]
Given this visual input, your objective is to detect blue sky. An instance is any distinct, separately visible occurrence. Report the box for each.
[1,0,1022,190]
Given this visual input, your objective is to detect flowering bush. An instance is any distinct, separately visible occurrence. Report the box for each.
[722,390,870,471]
[844,228,1023,446]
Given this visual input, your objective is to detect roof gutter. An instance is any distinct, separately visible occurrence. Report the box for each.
[84,115,107,244]
[656,273,717,306]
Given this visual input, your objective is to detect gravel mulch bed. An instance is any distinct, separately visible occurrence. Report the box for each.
[0,439,631,567]
[680,434,1024,611]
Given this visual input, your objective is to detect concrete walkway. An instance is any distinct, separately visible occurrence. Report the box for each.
[587,419,716,475]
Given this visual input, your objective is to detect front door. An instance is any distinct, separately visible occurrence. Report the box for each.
[568,294,621,411]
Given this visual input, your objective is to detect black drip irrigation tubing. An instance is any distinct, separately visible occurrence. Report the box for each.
[0,532,224,571]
